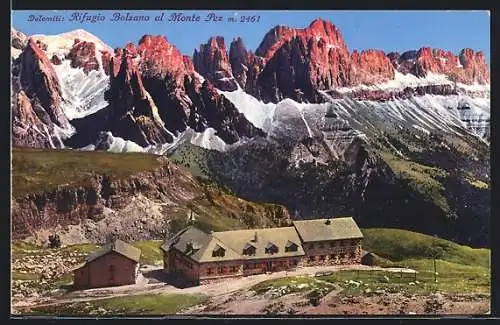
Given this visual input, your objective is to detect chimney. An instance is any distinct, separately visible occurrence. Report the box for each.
[252,231,258,242]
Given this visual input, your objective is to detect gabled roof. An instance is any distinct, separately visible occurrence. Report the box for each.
[213,244,225,252]
[161,226,241,263]
[293,217,363,242]
[212,227,305,260]
[85,239,141,264]
[264,242,277,249]
[243,242,256,250]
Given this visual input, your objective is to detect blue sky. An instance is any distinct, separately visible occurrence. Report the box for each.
[12,10,490,63]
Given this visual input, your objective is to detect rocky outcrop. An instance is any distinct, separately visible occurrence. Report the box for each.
[11,160,198,240]
[66,39,100,74]
[324,84,457,102]
[12,38,72,148]
[229,37,266,94]
[389,47,490,85]
[193,36,238,91]
[11,28,27,59]
[231,19,397,103]
[66,35,265,148]
[349,50,395,85]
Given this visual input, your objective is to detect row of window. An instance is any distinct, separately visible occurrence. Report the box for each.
[308,252,356,262]
[307,240,357,250]
[207,265,239,275]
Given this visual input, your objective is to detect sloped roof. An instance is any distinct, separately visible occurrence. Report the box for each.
[293,217,363,242]
[162,226,306,263]
[161,226,241,263]
[85,239,141,264]
[212,227,305,260]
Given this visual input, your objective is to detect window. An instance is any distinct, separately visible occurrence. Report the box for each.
[231,266,238,272]
[285,241,298,252]
[212,245,226,257]
[265,243,278,254]
[293,259,298,266]
[243,245,256,256]
[330,242,334,248]
[218,266,224,273]
[319,242,324,249]
[254,262,259,268]
[207,268,213,275]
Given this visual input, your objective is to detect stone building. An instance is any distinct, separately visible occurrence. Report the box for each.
[161,226,305,285]
[73,239,141,289]
[161,217,363,285]
[292,218,364,266]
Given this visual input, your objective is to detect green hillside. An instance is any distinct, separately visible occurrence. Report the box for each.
[12,147,162,197]
[362,228,490,268]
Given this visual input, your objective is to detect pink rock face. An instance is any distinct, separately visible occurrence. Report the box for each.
[193,36,237,91]
[458,48,489,84]
[350,50,395,85]
[136,35,194,82]
[19,39,68,128]
[392,47,490,85]
[256,18,349,60]
[67,40,100,74]
[250,19,400,102]
[100,50,112,76]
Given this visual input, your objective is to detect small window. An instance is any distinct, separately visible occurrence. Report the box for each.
[254,262,259,268]
[207,268,213,275]
[212,246,226,257]
[218,266,223,273]
[231,266,238,272]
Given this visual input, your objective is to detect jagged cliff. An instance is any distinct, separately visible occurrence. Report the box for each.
[12,148,292,245]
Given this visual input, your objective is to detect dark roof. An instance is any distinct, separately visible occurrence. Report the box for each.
[264,242,277,249]
[285,240,297,247]
[161,226,241,263]
[293,217,364,242]
[85,239,141,264]
[243,242,256,250]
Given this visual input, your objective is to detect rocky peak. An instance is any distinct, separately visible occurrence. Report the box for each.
[137,35,193,81]
[66,40,100,74]
[349,49,395,85]
[19,39,68,128]
[392,46,489,85]
[256,19,348,60]
[11,28,28,59]
[193,36,237,91]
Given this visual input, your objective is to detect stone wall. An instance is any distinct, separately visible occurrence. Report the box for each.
[163,248,200,282]
[302,238,362,266]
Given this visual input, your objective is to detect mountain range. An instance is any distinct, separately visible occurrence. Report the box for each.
[11,19,490,247]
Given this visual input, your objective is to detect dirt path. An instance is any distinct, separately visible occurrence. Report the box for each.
[12,264,415,312]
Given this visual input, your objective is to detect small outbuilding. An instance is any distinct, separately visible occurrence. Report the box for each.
[73,239,141,289]
[361,250,378,266]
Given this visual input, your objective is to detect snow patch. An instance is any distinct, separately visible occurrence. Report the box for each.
[218,88,276,132]
[53,61,109,119]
